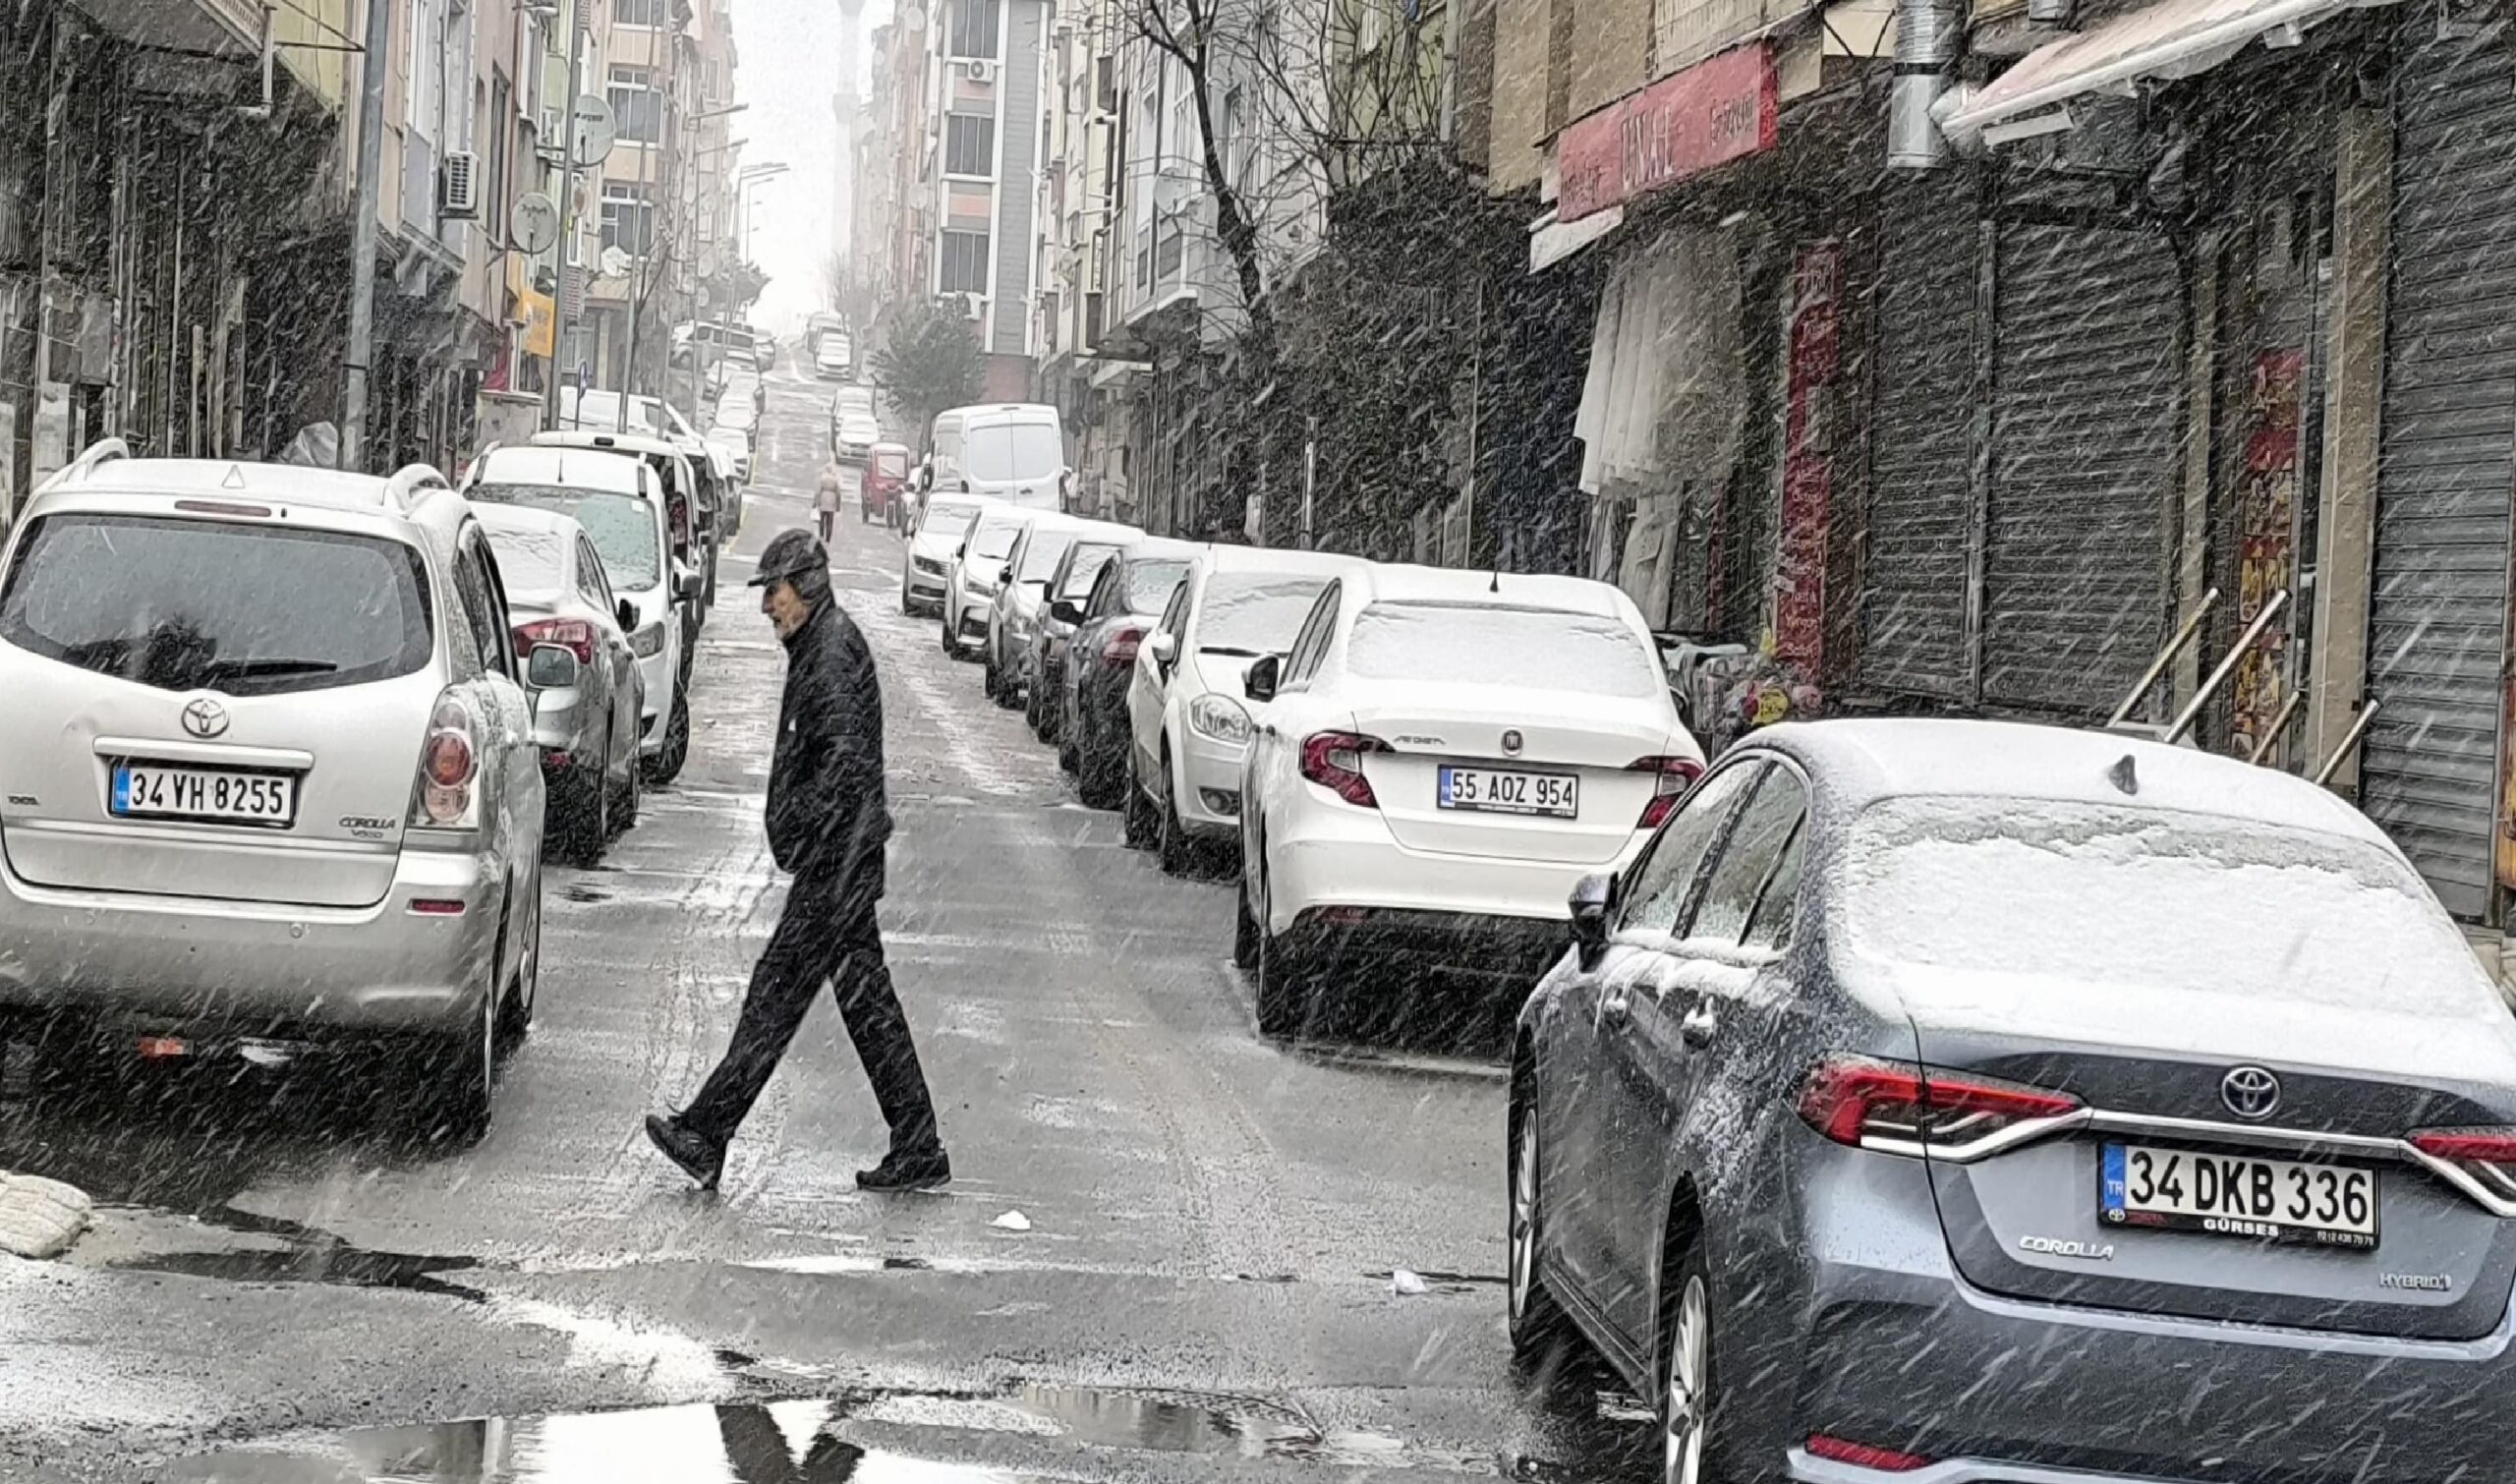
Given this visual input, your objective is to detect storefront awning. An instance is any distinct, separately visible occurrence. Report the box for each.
[1941,0,2394,143]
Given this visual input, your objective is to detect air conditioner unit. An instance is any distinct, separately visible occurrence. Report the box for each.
[960,58,997,83]
[441,150,481,218]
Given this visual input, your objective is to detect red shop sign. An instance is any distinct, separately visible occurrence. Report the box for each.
[1558,43,1778,223]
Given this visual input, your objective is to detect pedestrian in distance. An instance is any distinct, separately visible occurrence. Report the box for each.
[816,458,844,545]
[645,529,951,1193]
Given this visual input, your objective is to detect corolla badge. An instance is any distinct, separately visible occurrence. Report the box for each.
[180,697,230,739]
[2221,1065,2281,1119]
[2019,1235,2114,1262]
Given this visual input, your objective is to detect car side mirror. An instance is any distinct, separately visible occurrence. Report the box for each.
[1243,654,1280,704]
[674,570,705,600]
[1050,599,1085,626]
[615,598,639,634]
[526,642,581,691]
[999,562,1014,586]
[1147,630,1178,672]
[1570,872,1616,970]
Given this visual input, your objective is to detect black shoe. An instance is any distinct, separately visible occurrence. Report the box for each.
[856,1148,950,1191]
[646,1113,725,1191]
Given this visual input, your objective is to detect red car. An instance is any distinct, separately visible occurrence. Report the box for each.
[863,442,912,528]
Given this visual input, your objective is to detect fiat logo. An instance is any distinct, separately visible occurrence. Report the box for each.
[2221,1065,2281,1120]
[1501,729,1523,756]
[180,698,229,739]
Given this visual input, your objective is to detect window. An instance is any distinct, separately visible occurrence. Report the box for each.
[939,230,990,294]
[452,538,513,680]
[600,183,655,257]
[1083,559,1121,618]
[607,67,660,144]
[1019,532,1076,583]
[945,114,996,176]
[1124,558,1189,615]
[1283,583,1341,687]
[1620,763,1759,937]
[0,515,433,698]
[1686,768,1806,945]
[1742,826,1804,952]
[613,0,665,25]
[947,0,1000,57]
[577,538,615,612]
[1059,543,1121,600]
[962,423,1062,483]
[468,485,662,591]
[1158,582,1190,643]
[1195,575,1335,655]
[1345,601,1662,698]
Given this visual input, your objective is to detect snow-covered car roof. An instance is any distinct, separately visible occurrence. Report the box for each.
[1749,717,2393,845]
[471,443,652,495]
[1196,543,1370,579]
[1342,562,1637,620]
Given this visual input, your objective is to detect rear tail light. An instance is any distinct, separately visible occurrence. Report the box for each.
[2410,1127,2516,1210]
[1796,1056,2083,1160]
[514,617,598,665]
[1300,731,1390,809]
[1805,1436,1932,1473]
[1629,754,1706,829]
[1104,623,1146,667]
[411,694,482,828]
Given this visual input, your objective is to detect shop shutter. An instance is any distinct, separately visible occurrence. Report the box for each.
[1859,173,1977,699]
[2367,3,2516,921]
[1979,221,2180,714]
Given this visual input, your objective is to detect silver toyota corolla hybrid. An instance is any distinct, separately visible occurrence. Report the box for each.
[1511,717,2516,1484]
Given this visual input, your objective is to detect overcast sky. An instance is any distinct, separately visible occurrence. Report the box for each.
[733,0,886,336]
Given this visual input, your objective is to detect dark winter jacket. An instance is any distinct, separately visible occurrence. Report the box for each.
[766,598,893,902]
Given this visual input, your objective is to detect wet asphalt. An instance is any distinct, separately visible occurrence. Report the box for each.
[0,373,1656,1484]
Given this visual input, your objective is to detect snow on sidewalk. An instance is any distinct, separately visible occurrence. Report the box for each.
[0,1172,91,1260]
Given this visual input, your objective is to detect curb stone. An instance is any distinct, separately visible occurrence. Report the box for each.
[0,1171,92,1259]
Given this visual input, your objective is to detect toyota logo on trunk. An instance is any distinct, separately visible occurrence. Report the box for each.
[2221,1065,2280,1119]
[180,698,229,739]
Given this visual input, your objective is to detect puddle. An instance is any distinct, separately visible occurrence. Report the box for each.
[99,1202,501,1303]
[560,884,614,903]
[164,1384,1509,1482]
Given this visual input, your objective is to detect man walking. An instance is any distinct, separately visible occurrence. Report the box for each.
[645,529,950,1193]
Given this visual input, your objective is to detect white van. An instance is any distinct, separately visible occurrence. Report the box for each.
[929,403,1065,509]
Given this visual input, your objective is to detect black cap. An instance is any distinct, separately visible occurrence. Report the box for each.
[749,529,828,587]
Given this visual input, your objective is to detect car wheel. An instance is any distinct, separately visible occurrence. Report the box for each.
[1232,870,1260,970]
[1157,752,1193,876]
[1025,671,1048,734]
[496,883,543,1055]
[1659,1244,1721,1484]
[1508,1088,1577,1371]
[860,500,872,524]
[1253,870,1312,1039]
[993,656,1022,711]
[901,585,915,615]
[1058,707,1081,774]
[423,917,500,1146]
[1123,752,1158,849]
[614,731,642,833]
[645,688,691,787]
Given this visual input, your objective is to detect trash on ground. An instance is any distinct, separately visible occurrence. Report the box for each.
[991,1210,1033,1231]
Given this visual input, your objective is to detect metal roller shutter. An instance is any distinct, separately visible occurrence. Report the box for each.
[2367,3,2516,921]
[1980,222,2181,714]
[1859,173,1977,699]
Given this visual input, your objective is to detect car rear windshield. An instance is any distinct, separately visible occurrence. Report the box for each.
[1019,532,1079,583]
[1125,559,1190,613]
[1843,798,2495,1014]
[1199,574,1335,654]
[1346,601,1663,699]
[470,485,660,590]
[875,451,909,478]
[1060,543,1123,599]
[0,513,433,697]
[925,502,982,538]
[484,525,567,595]
[963,424,1062,484]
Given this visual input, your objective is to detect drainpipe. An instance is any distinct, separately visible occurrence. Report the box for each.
[1887,0,1962,169]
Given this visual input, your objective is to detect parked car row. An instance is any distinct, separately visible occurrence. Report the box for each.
[896,493,1708,1039]
[0,427,741,1143]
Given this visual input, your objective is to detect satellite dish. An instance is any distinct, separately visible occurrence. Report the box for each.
[600,245,633,279]
[511,192,561,254]
[571,95,617,168]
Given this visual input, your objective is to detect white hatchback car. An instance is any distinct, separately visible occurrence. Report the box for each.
[0,441,549,1138]
[1123,545,1368,874]
[1232,564,1704,1035]
[466,443,699,784]
[901,493,990,615]
[942,503,1042,659]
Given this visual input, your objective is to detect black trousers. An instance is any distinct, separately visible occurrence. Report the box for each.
[682,884,942,1156]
